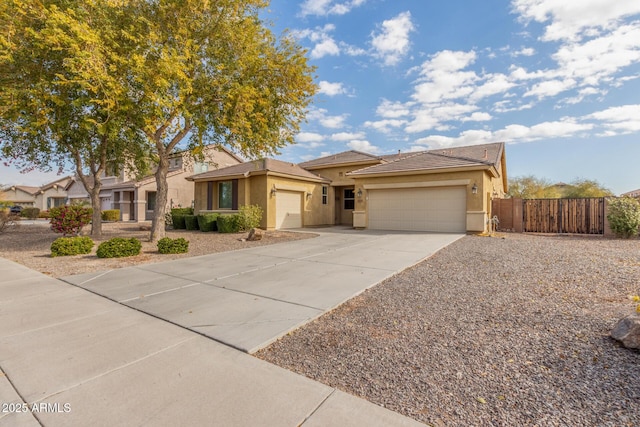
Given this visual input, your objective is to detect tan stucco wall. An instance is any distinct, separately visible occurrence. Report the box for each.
[34,186,69,210]
[265,175,329,230]
[3,189,36,206]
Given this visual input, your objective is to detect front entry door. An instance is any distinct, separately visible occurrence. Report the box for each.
[334,186,354,226]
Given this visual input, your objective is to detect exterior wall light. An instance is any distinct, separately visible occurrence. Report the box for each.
[270,185,277,196]
[306,192,313,199]
[356,188,363,198]
[471,183,478,194]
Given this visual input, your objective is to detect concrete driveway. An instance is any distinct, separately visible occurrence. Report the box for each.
[62,228,463,353]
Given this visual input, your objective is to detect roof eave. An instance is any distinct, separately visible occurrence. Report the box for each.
[347,164,493,179]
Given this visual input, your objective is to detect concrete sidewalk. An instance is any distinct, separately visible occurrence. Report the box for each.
[62,229,462,353]
[0,258,425,426]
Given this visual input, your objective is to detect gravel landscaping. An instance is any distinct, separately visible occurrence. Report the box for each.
[257,233,640,426]
[0,221,314,278]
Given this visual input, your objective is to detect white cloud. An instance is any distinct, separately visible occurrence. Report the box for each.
[318,81,347,96]
[412,50,479,104]
[586,104,640,134]
[331,132,366,141]
[294,25,341,59]
[300,0,367,17]
[307,108,349,129]
[513,47,536,56]
[512,0,640,41]
[462,112,493,122]
[376,99,411,118]
[296,132,325,143]
[311,38,340,59]
[524,78,576,98]
[413,118,593,148]
[370,11,415,66]
[347,140,381,153]
[363,119,408,134]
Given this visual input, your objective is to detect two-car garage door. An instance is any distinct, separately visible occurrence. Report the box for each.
[368,187,466,232]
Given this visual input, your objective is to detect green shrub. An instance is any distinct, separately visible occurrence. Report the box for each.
[101,209,120,221]
[170,208,192,230]
[171,207,193,216]
[172,215,186,229]
[197,213,219,232]
[217,214,242,233]
[96,237,142,258]
[237,204,263,231]
[184,214,199,230]
[39,210,50,219]
[20,207,40,219]
[51,236,94,257]
[607,197,640,238]
[49,205,93,236]
[157,237,189,254]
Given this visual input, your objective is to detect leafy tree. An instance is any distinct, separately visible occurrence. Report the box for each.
[564,179,614,198]
[0,0,148,236]
[507,175,561,199]
[125,0,317,240]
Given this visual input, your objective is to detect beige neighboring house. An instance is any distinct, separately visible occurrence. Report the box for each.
[622,188,640,198]
[3,176,71,210]
[189,142,508,233]
[65,145,243,221]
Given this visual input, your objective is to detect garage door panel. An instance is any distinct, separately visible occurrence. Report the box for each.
[368,187,466,232]
[276,191,302,229]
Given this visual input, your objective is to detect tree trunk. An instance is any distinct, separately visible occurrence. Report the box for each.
[88,185,102,237]
[150,153,169,242]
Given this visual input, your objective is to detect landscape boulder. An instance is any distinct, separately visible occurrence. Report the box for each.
[611,314,640,349]
[247,228,263,241]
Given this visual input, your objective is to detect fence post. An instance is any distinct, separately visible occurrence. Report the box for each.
[513,198,523,232]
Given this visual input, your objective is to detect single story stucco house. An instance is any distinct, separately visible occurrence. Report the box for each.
[188,142,507,233]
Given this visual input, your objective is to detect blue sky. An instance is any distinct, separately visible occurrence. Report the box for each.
[2,0,639,194]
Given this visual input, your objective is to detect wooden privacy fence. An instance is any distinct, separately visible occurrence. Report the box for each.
[492,197,605,234]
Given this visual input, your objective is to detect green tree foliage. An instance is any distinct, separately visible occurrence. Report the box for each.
[563,179,614,198]
[607,197,640,238]
[125,0,317,241]
[0,0,149,236]
[507,175,561,199]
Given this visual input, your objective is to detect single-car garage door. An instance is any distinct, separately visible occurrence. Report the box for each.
[368,187,466,232]
[276,191,302,229]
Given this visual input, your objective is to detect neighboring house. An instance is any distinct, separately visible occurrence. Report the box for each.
[188,142,507,233]
[66,145,242,221]
[622,188,640,198]
[3,177,71,210]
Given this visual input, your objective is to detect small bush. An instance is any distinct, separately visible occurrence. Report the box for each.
[49,205,93,236]
[172,215,186,229]
[0,211,18,233]
[170,208,192,230]
[96,237,142,258]
[101,209,120,221]
[171,207,193,216]
[157,237,189,254]
[217,214,242,233]
[237,204,263,231]
[51,236,94,257]
[197,213,219,232]
[184,214,200,230]
[607,197,640,238]
[21,207,40,219]
[39,210,50,219]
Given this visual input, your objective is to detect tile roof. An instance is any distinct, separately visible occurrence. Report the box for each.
[347,142,504,176]
[11,185,40,195]
[298,150,382,169]
[188,158,325,182]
